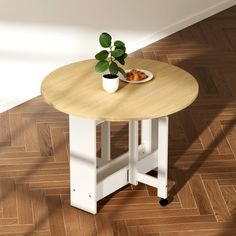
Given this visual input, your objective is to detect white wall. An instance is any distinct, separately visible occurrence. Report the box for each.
[0,0,235,112]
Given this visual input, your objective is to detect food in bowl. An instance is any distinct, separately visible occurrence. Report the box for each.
[126,69,148,81]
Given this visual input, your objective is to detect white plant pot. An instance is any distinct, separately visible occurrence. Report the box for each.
[102,74,119,93]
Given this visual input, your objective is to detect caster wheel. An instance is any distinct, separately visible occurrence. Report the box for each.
[159,198,168,206]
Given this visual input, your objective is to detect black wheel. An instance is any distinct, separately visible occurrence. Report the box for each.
[159,198,168,206]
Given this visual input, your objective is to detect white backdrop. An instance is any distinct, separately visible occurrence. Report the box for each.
[0,0,235,112]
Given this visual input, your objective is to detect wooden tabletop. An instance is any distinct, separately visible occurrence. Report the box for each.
[41,57,199,121]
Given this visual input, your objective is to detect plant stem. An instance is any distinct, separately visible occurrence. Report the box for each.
[110,46,113,63]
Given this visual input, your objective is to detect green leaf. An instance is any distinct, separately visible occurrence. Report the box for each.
[116,56,125,65]
[109,62,119,75]
[99,32,112,48]
[114,40,125,48]
[115,46,126,52]
[111,49,124,58]
[116,53,127,65]
[118,67,126,77]
[95,60,109,73]
[95,50,109,60]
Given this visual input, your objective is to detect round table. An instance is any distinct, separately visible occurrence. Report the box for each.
[41,57,199,214]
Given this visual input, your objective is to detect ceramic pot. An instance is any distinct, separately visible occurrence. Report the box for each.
[102,74,119,93]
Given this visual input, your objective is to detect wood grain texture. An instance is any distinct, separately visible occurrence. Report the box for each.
[46,196,66,236]
[41,58,199,121]
[0,5,236,236]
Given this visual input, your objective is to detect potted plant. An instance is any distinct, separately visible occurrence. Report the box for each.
[95,32,127,93]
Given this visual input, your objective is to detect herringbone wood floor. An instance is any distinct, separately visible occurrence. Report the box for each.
[1,6,236,236]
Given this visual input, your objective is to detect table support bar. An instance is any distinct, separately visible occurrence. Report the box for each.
[137,172,159,189]
[128,121,139,185]
[157,116,169,199]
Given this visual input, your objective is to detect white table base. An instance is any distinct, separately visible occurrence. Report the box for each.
[69,116,169,214]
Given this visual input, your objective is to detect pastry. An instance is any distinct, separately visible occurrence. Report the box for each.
[126,69,148,81]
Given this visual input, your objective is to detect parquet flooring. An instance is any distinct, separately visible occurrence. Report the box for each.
[0,6,236,236]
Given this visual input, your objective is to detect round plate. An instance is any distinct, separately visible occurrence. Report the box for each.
[119,69,153,83]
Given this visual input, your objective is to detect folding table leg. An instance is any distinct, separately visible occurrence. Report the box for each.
[128,121,139,185]
[157,116,169,203]
[141,119,159,168]
[141,120,152,154]
[69,115,97,214]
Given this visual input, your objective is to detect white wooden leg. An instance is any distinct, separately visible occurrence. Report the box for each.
[141,119,159,152]
[142,119,158,170]
[141,120,152,153]
[69,115,97,214]
[157,116,169,199]
[128,121,138,185]
[101,121,110,163]
[152,119,159,171]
